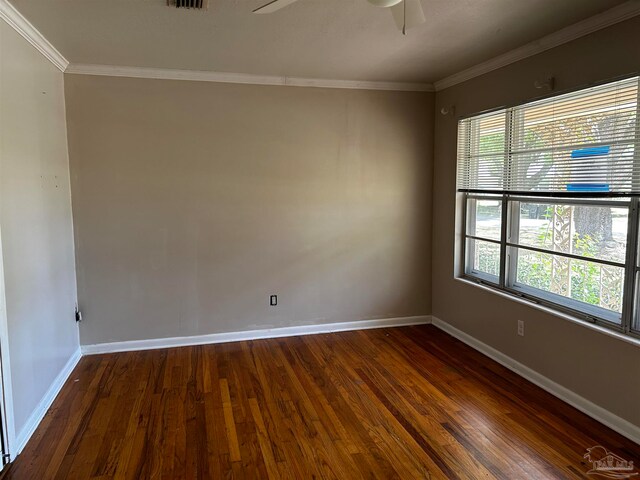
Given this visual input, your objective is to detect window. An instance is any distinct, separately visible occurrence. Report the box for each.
[457,76,640,339]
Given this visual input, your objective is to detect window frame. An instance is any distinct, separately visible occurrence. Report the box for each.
[460,193,639,337]
[457,77,640,341]
[464,195,503,283]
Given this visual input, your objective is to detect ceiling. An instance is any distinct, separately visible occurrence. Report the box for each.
[7,0,630,84]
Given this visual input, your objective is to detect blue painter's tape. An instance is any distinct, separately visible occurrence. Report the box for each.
[571,146,610,158]
[566,183,610,192]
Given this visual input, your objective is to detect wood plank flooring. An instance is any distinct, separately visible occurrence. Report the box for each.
[4,325,639,479]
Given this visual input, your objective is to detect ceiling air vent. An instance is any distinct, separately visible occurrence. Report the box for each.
[168,0,208,9]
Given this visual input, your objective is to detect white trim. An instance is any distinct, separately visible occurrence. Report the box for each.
[64,64,435,92]
[0,0,68,72]
[81,315,432,355]
[14,348,82,455]
[0,0,637,93]
[431,316,640,445]
[434,0,640,91]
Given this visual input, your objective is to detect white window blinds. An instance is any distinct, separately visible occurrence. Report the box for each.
[457,76,640,195]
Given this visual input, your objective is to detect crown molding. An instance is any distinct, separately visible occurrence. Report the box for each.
[0,0,68,72]
[64,63,435,92]
[3,0,636,94]
[434,0,640,91]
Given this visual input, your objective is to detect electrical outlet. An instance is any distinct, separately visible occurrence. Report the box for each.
[517,319,525,336]
[270,295,278,306]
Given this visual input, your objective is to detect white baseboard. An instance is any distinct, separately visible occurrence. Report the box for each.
[14,347,82,454]
[431,316,640,445]
[81,315,433,355]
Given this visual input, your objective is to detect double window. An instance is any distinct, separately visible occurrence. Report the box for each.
[457,76,640,338]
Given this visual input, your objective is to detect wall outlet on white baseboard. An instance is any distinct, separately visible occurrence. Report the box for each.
[517,319,525,336]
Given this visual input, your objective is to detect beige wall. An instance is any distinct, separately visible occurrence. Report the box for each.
[0,20,79,447]
[433,16,640,427]
[64,75,433,345]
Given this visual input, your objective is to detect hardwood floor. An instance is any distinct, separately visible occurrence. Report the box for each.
[4,325,639,479]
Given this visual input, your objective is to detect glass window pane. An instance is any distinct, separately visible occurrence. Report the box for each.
[461,113,507,191]
[510,147,637,194]
[515,248,624,320]
[467,198,502,240]
[514,83,638,152]
[516,203,627,264]
[472,114,506,157]
[510,80,638,194]
[467,238,500,278]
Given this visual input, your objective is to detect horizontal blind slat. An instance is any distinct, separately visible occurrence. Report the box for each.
[457,76,640,194]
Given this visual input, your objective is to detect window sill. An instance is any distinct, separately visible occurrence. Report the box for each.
[454,276,640,348]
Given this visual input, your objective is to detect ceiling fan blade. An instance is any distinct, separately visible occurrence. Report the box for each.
[390,0,426,34]
[253,0,301,14]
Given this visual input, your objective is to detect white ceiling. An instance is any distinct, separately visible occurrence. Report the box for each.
[7,0,630,83]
